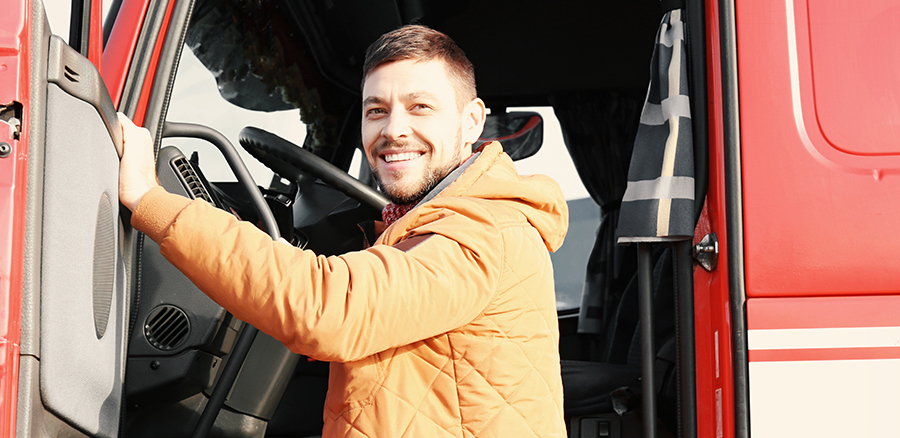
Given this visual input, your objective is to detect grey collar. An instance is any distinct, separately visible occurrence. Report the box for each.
[413,151,481,209]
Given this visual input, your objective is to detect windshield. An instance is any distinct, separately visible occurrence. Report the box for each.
[514,107,597,311]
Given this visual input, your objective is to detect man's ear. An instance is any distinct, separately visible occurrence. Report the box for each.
[462,98,487,146]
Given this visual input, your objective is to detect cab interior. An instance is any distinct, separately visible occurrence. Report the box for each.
[24,0,708,437]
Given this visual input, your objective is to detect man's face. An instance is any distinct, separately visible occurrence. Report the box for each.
[361,59,471,205]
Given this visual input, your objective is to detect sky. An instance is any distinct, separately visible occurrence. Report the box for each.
[41,0,590,200]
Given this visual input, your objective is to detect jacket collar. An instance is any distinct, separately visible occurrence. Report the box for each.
[362,148,485,246]
[411,150,481,210]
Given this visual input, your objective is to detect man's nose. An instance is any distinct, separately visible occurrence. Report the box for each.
[382,111,412,140]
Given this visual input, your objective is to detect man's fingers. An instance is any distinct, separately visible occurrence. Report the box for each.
[118,112,153,147]
[117,112,161,211]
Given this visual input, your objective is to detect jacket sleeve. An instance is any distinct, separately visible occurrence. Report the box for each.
[132,187,502,362]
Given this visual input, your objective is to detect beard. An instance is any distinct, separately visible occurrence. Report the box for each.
[371,131,463,205]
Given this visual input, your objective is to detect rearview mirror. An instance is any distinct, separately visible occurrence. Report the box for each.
[476,111,543,161]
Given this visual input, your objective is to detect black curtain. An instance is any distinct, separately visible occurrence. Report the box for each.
[550,91,643,336]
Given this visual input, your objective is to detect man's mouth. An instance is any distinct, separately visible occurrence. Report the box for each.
[382,151,424,163]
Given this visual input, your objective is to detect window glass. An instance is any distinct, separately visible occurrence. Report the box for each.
[44,0,117,42]
[513,107,598,311]
[165,46,306,185]
[44,0,72,42]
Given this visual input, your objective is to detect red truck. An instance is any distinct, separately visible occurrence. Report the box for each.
[1,0,898,437]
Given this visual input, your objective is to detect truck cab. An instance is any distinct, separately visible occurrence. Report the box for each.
[1,0,898,437]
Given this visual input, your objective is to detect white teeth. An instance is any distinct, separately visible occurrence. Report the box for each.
[383,152,420,163]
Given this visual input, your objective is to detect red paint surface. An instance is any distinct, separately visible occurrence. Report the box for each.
[738,0,900,298]
[739,1,900,434]
[748,296,900,330]
[0,0,29,434]
[88,0,102,71]
[133,0,176,125]
[807,1,900,156]
[692,1,735,436]
[102,0,150,108]
[750,347,900,362]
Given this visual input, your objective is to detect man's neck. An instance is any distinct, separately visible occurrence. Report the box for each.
[381,151,481,226]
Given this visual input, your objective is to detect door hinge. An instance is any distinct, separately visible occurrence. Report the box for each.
[1,102,23,140]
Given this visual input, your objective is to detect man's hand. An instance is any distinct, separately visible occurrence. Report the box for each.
[118,113,161,211]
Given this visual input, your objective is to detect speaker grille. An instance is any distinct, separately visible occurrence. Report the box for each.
[92,193,115,339]
[144,305,190,351]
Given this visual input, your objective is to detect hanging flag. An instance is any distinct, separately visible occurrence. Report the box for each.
[617,9,695,243]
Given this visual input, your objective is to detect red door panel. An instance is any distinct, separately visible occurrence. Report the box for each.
[748,296,900,436]
[0,0,29,434]
[738,0,900,298]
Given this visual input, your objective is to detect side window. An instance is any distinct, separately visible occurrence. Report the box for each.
[44,0,72,41]
[44,0,117,44]
[512,107,598,311]
[165,46,306,185]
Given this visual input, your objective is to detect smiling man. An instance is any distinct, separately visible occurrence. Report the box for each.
[119,25,568,437]
[363,59,472,205]
[361,34,483,207]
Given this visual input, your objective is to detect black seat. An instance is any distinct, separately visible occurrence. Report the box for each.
[561,361,641,417]
[561,247,676,421]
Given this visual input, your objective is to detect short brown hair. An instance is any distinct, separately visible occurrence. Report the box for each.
[362,25,477,107]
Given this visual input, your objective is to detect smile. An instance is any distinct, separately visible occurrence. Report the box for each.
[382,152,424,163]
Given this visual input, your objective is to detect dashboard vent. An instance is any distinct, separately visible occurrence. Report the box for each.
[144,305,190,351]
[172,157,212,202]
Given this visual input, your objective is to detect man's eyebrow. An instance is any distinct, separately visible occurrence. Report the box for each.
[405,91,439,102]
[362,92,440,107]
[362,96,385,107]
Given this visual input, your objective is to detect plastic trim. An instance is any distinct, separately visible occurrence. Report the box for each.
[158,123,282,438]
[161,123,280,237]
[68,0,91,57]
[47,35,123,157]
[718,0,749,436]
[21,0,52,361]
[145,0,194,152]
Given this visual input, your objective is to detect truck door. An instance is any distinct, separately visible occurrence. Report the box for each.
[736,0,900,436]
[9,0,129,436]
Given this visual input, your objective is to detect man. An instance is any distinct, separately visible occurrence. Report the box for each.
[119,25,568,437]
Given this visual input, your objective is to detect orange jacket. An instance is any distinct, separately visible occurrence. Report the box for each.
[133,142,569,437]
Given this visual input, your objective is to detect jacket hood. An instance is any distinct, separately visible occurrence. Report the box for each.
[414,142,569,252]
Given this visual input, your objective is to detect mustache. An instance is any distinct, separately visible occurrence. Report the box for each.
[372,139,429,156]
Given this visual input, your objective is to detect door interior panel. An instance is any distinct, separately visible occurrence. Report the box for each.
[39,77,126,438]
[27,26,129,437]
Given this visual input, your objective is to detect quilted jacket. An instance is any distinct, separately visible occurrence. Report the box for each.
[132,142,569,437]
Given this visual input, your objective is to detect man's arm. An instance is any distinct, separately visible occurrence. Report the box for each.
[134,191,502,362]
[119,115,502,363]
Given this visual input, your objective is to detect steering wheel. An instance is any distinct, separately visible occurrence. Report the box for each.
[238,126,388,211]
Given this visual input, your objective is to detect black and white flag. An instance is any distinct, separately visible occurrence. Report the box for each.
[617,9,695,243]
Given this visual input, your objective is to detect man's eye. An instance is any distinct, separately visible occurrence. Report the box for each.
[366,108,386,116]
[413,104,431,111]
